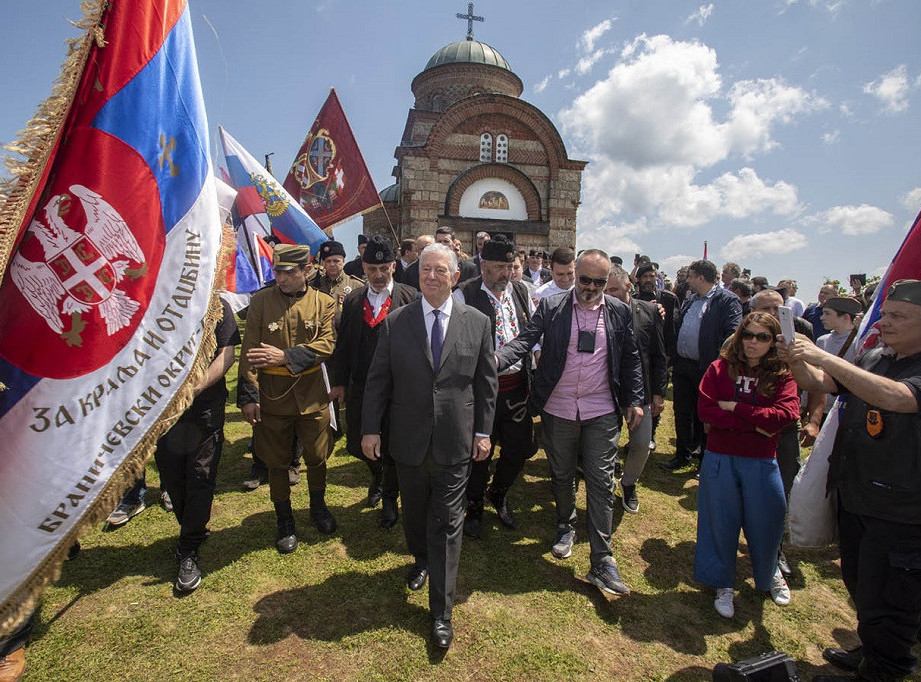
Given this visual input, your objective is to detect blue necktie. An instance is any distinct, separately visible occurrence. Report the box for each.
[431,309,443,370]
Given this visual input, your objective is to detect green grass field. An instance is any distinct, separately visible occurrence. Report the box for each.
[18,359,905,681]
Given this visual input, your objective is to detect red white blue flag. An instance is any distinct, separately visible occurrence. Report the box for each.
[0,0,223,630]
[219,126,328,256]
[856,207,921,352]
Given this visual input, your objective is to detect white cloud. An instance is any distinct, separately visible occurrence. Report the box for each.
[534,75,551,93]
[822,129,839,144]
[900,187,921,211]
[686,4,714,26]
[782,0,843,16]
[579,18,615,54]
[659,254,701,275]
[557,67,571,79]
[814,204,895,235]
[560,34,819,230]
[576,49,608,76]
[863,65,913,113]
[576,220,645,258]
[719,228,808,261]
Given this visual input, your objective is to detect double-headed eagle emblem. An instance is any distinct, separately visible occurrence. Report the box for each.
[10,184,147,346]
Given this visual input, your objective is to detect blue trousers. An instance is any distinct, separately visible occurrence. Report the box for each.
[694,450,786,591]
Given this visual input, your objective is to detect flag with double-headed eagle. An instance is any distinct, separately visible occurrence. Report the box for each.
[283,88,379,230]
[219,126,328,256]
[0,0,224,634]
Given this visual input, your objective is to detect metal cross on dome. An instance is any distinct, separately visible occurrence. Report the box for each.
[456,2,484,41]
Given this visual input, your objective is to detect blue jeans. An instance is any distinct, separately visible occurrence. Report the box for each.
[694,450,786,591]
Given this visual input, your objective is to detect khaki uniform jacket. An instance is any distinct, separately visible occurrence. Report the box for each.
[237,285,335,416]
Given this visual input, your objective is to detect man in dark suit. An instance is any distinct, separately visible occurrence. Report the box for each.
[329,235,417,528]
[605,265,667,514]
[434,225,478,282]
[463,230,491,276]
[523,249,552,285]
[361,243,498,649]
[400,235,434,290]
[660,259,742,471]
[343,233,367,279]
[496,249,645,596]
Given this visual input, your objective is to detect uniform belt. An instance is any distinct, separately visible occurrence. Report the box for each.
[260,365,321,378]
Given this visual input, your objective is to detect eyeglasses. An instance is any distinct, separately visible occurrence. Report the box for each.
[740,330,773,342]
[578,275,608,287]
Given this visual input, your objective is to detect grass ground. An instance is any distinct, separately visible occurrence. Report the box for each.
[20,360,915,681]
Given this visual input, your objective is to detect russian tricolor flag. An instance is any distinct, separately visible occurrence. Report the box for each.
[219,127,329,258]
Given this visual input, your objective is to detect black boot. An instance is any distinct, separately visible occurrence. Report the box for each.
[273,499,297,554]
[464,499,484,539]
[309,490,337,534]
[379,496,399,529]
[366,460,383,507]
[487,485,516,529]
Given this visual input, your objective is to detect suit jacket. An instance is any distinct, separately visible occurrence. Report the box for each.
[343,256,365,280]
[362,298,498,466]
[457,258,479,283]
[523,266,552,286]
[331,281,418,391]
[401,260,420,290]
[677,286,743,371]
[496,292,644,417]
[629,297,668,404]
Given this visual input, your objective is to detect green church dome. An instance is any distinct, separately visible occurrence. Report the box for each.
[424,40,512,72]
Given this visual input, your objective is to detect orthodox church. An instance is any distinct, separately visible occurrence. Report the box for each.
[363,17,586,254]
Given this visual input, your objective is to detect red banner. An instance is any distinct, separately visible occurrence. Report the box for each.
[283,89,379,230]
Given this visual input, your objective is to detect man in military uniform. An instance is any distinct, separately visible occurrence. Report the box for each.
[343,233,367,279]
[784,279,921,682]
[238,244,337,553]
[329,235,417,528]
[455,235,537,538]
[310,239,364,332]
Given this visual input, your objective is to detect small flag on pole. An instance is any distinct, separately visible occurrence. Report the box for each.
[703,240,708,260]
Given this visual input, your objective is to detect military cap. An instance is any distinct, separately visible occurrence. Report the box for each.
[636,263,656,278]
[823,296,863,315]
[272,244,311,271]
[887,279,921,306]
[610,255,624,266]
[528,249,546,259]
[357,233,368,245]
[482,235,515,262]
[318,240,346,260]
[362,234,396,264]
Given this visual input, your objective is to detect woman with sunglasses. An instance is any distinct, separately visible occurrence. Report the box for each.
[694,311,800,618]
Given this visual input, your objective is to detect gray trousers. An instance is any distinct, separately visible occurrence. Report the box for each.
[621,405,653,486]
[541,411,620,568]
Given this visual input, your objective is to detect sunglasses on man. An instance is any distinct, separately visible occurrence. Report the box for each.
[578,275,607,287]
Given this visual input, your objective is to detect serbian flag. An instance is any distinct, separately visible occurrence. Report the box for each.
[219,126,328,257]
[224,233,274,312]
[855,206,921,353]
[283,89,379,230]
[0,1,223,632]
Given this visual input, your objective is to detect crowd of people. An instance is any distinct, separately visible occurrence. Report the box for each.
[3,227,919,680]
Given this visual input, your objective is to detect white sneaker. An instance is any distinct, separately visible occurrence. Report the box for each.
[770,568,791,606]
[714,588,735,618]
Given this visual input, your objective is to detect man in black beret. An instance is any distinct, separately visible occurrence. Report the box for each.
[785,280,921,681]
[455,236,537,538]
[328,235,418,527]
[343,233,368,279]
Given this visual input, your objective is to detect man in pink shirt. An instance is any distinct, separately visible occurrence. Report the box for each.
[496,249,644,595]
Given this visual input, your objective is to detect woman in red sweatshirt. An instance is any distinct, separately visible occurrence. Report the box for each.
[694,311,800,618]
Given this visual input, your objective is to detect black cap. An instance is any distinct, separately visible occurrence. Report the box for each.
[362,235,396,264]
[636,263,655,278]
[610,255,623,266]
[318,240,346,260]
[528,249,545,258]
[482,236,515,262]
[357,233,368,245]
[887,279,921,307]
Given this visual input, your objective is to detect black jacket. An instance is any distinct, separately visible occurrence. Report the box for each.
[496,292,644,416]
[630,297,668,404]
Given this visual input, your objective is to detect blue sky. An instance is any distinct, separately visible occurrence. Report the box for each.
[2,0,920,302]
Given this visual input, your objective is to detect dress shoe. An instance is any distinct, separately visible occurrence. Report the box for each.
[407,564,428,591]
[658,455,691,471]
[0,647,25,682]
[488,489,516,528]
[379,497,399,529]
[777,549,793,577]
[463,512,482,539]
[822,646,863,672]
[431,618,453,649]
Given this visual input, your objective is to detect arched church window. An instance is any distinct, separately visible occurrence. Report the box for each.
[479,133,493,162]
[496,134,509,163]
[432,95,443,112]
